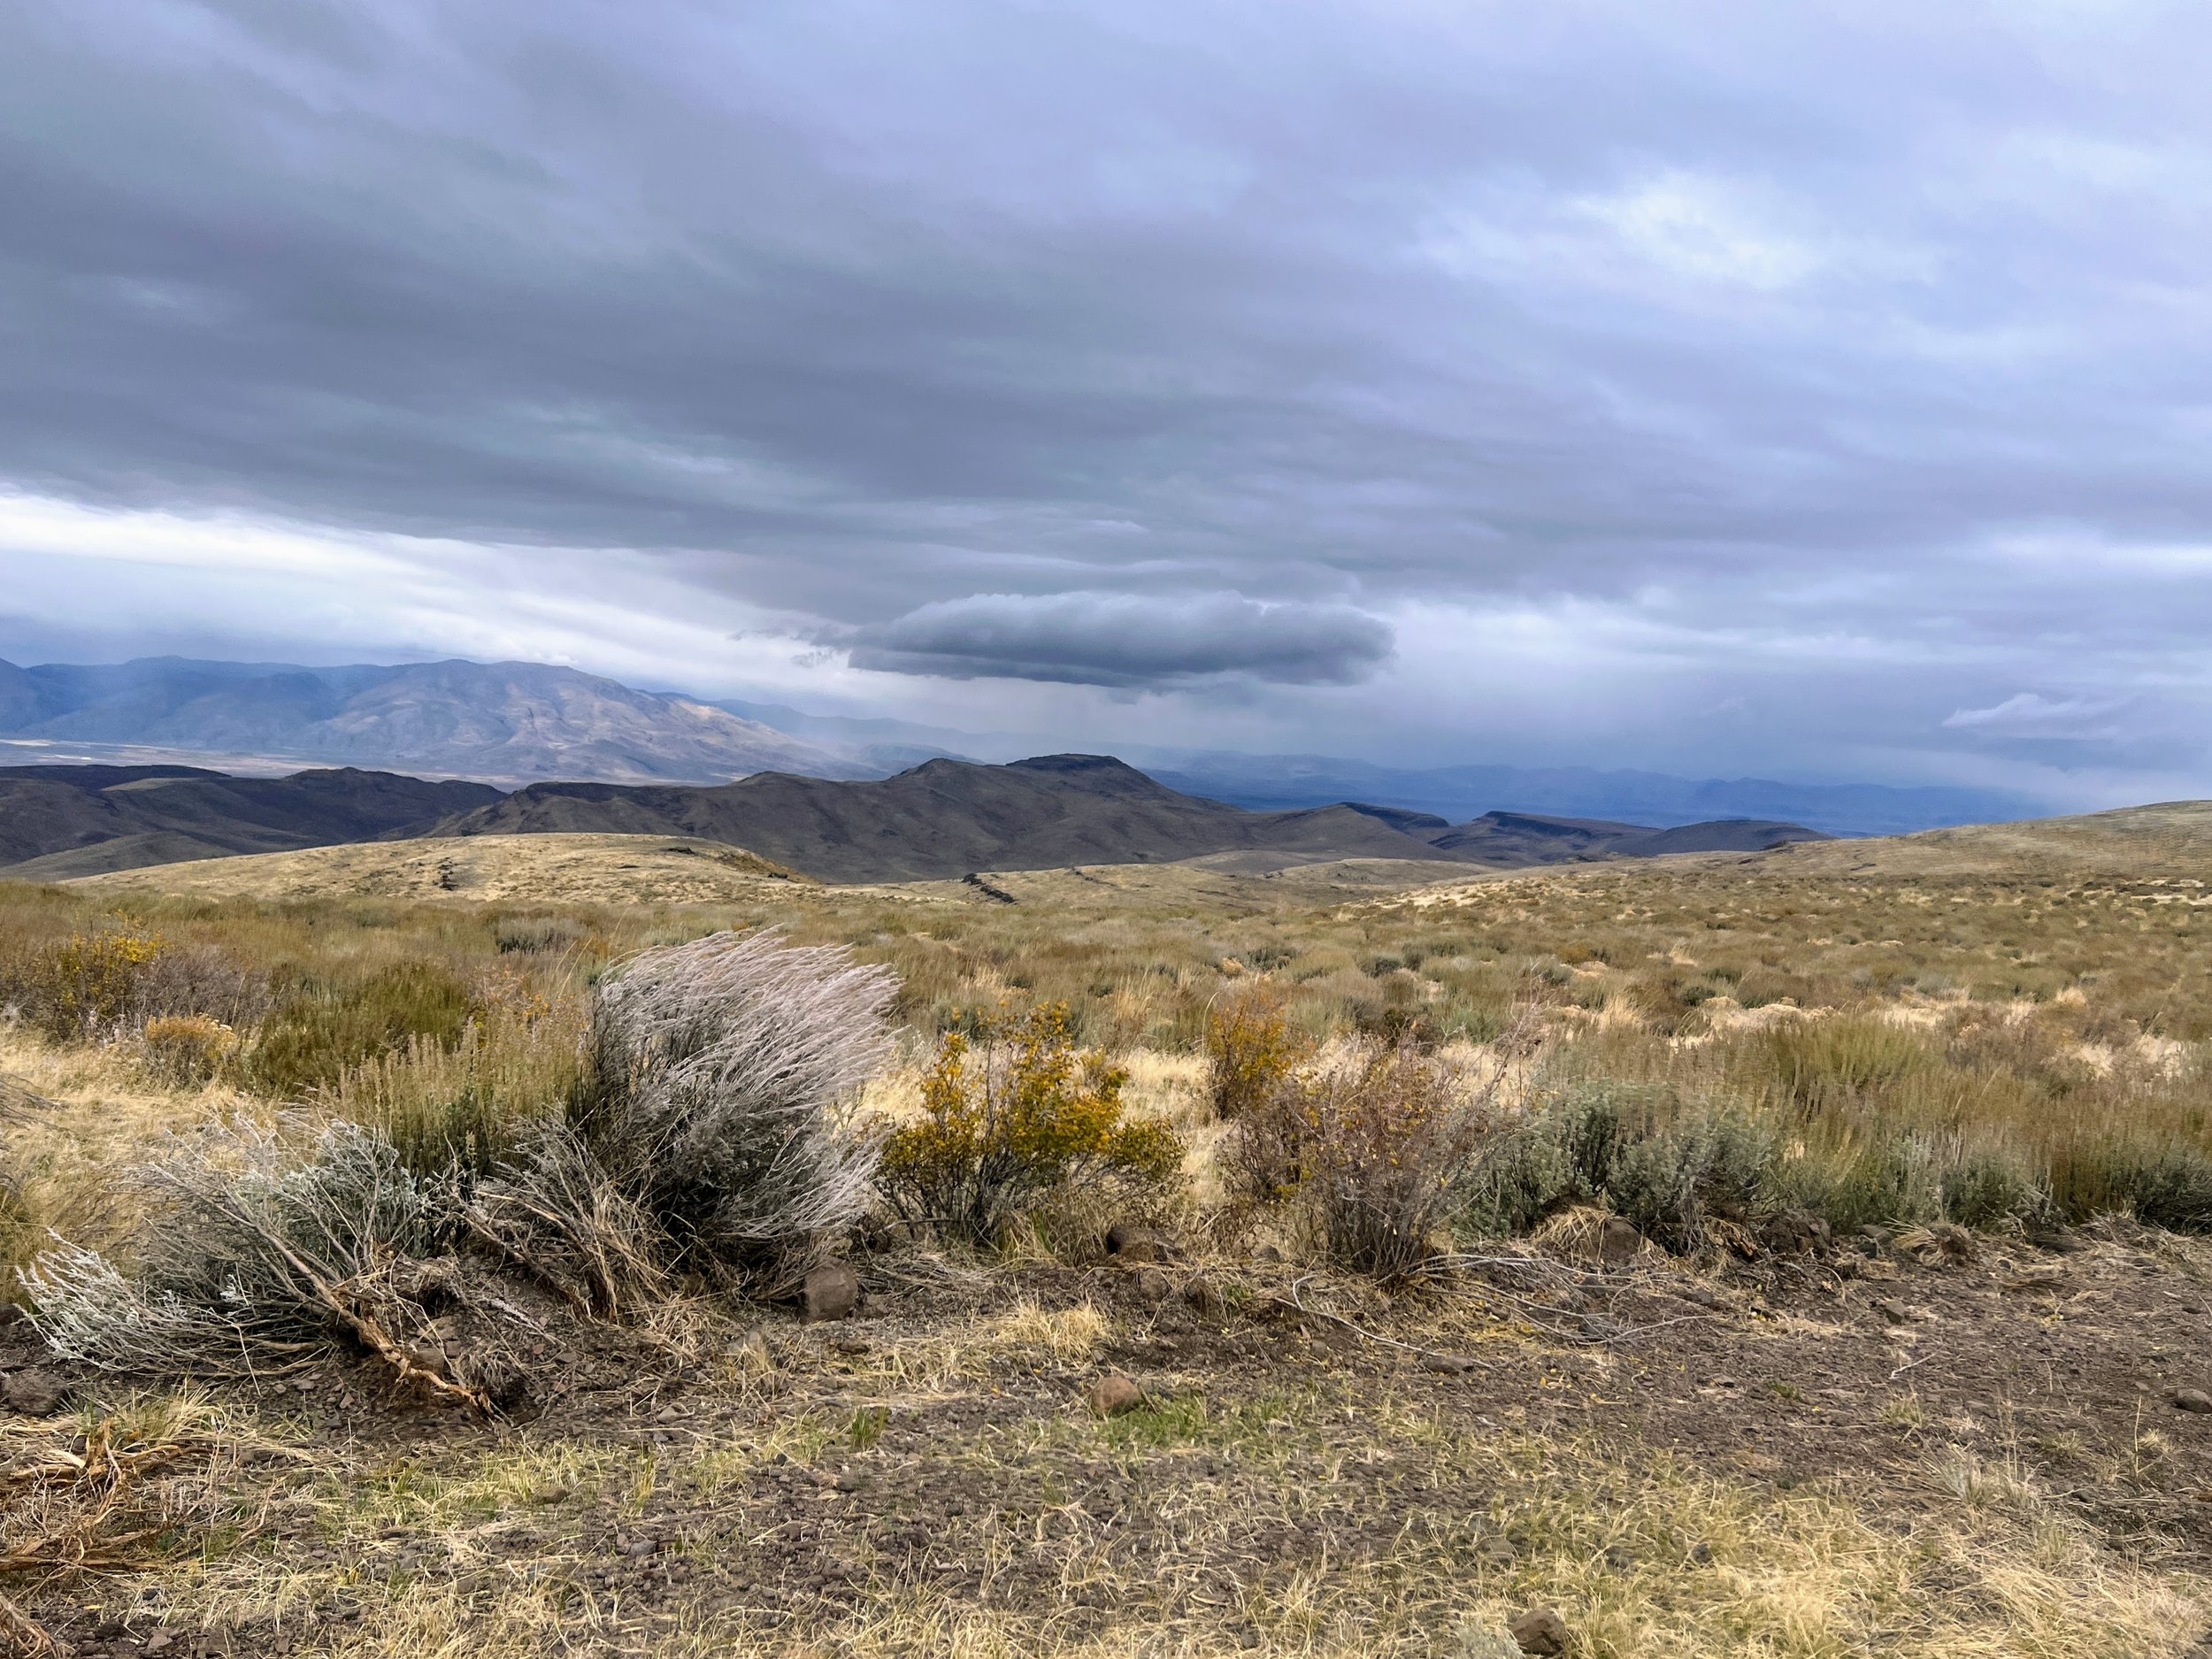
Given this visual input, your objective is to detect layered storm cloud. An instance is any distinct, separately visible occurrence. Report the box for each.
[847,595,1393,687]
[2,0,2210,800]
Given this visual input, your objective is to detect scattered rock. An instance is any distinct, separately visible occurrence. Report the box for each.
[142,1632,176,1655]
[1105,1223,1177,1263]
[1180,1276,1227,1318]
[618,1534,659,1557]
[2173,1388,2212,1415]
[1420,1352,1479,1375]
[1127,1266,1176,1303]
[1761,1208,1831,1256]
[1674,1284,1724,1310]
[1598,1217,1646,1266]
[802,1263,862,1323]
[1084,1372,1146,1417]
[1509,1606,1571,1655]
[3,1368,65,1416]
[2026,1223,2085,1254]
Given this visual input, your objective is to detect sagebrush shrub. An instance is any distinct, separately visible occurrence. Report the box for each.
[876,1002,1184,1247]
[22,1119,474,1401]
[565,929,894,1279]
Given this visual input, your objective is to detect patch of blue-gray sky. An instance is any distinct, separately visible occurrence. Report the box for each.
[1,0,2208,804]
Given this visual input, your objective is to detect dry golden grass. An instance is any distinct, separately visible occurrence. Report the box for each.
[12,805,2212,1654]
[69,833,820,906]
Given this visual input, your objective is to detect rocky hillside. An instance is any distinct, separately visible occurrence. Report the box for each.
[0,657,861,785]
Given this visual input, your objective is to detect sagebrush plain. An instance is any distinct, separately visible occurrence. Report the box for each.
[3,806,2211,1657]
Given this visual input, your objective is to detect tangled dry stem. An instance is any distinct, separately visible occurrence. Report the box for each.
[22,1120,488,1410]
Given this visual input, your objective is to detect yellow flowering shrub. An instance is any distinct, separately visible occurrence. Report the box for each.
[25,928,166,1041]
[876,1002,1184,1246]
[1203,979,1314,1122]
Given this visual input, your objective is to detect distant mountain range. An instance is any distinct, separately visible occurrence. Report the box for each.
[434,754,1830,882]
[0,655,2040,834]
[0,657,861,785]
[1131,752,2038,840]
[0,755,1831,883]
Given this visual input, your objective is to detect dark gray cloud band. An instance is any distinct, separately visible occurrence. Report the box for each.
[847,593,1393,687]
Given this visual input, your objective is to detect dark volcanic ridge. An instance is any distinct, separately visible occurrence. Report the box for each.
[0,755,1831,885]
[0,764,502,879]
[427,754,1832,883]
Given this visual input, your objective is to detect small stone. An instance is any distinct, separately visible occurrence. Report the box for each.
[3,1368,65,1416]
[654,1404,682,1424]
[1180,1276,1226,1318]
[1105,1223,1175,1263]
[1128,1266,1175,1303]
[1421,1352,1479,1375]
[619,1534,659,1557]
[143,1634,177,1655]
[2173,1388,2212,1415]
[1761,1208,1831,1256]
[1084,1372,1146,1417]
[1509,1606,1571,1655]
[1688,1540,1713,1564]
[1598,1217,1646,1265]
[802,1263,862,1323]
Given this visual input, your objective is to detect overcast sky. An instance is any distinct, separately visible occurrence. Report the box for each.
[3,0,2208,803]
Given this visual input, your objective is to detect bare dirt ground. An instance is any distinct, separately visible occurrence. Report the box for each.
[9,1218,2209,1659]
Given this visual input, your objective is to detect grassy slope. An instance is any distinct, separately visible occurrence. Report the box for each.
[8,803,2212,1654]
